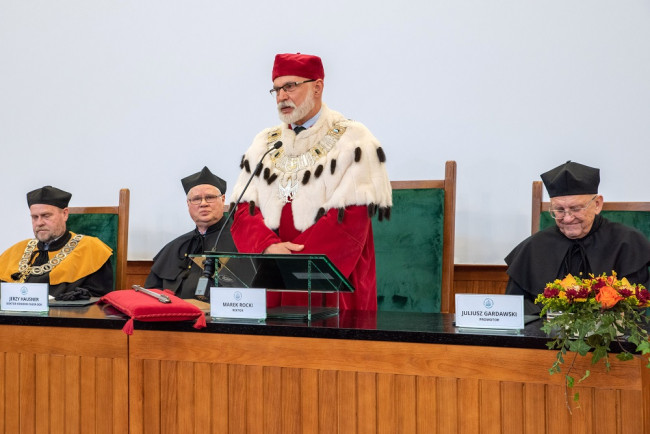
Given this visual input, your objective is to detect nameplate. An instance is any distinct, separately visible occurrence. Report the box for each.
[1,283,49,312]
[455,294,524,329]
[210,287,266,319]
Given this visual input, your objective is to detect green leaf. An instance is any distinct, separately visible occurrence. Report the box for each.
[569,339,592,356]
[573,392,580,402]
[592,347,607,364]
[617,352,634,362]
[578,370,590,383]
[566,375,575,388]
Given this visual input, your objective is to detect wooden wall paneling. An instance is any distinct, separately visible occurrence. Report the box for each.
[177,360,195,433]
[126,260,154,289]
[19,353,35,433]
[395,374,416,433]
[338,370,357,434]
[436,377,458,433]
[80,356,97,434]
[212,363,229,434]
[319,370,338,434]
[126,329,648,434]
[376,373,396,434]
[3,352,20,433]
[416,376,437,434]
[500,382,524,434]
[570,386,594,434]
[281,367,302,433]
[246,364,264,434]
[357,372,377,434]
[263,366,282,434]
[545,384,573,432]
[300,368,319,434]
[620,387,645,434]
[0,326,127,434]
[35,354,50,434]
[457,377,479,434]
[478,379,500,434]
[160,360,178,434]
[592,389,618,434]
[228,364,246,434]
[523,383,547,434]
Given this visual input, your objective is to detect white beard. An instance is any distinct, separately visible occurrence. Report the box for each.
[277,91,316,125]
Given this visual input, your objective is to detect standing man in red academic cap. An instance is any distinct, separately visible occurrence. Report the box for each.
[230,53,392,311]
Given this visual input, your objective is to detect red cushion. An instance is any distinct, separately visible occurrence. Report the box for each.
[99,289,206,335]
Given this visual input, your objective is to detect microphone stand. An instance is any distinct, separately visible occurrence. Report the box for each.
[195,141,283,296]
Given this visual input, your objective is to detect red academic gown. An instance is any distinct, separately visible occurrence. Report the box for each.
[231,202,377,311]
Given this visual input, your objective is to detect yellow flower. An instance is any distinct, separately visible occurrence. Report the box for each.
[560,274,577,289]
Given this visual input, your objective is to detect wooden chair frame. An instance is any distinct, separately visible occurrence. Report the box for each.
[390,160,457,313]
[531,181,650,235]
[68,189,130,290]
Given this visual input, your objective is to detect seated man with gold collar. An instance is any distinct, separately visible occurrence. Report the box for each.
[0,186,113,300]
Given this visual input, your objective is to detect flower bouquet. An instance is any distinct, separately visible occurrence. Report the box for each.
[535,272,650,402]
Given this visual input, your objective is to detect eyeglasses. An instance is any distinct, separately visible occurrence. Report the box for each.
[269,79,315,96]
[188,194,223,206]
[549,195,597,219]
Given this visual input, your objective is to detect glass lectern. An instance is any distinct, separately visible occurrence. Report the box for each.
[190,253,354,321]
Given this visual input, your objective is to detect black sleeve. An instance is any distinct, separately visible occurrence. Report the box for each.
[506,278,541,315]
[144,271,162,289]
[81,260,114,296]
[622,265,650,291]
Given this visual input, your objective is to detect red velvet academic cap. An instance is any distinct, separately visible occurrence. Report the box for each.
[540,161,600,198]
[272,53,324,81]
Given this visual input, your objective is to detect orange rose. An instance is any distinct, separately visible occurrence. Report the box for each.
[596,285,623,309]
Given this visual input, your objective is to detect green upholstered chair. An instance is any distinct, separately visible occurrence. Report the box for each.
[66,189,130,290]
[531,181,650,238]
[372,161,457,313]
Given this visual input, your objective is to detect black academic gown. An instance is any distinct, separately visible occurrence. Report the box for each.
[505,215,650,314]
[18,231,113,298]
[145,219,239,299]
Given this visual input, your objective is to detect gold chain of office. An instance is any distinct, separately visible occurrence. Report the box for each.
[266,122,347,174]
[16,234,84,282]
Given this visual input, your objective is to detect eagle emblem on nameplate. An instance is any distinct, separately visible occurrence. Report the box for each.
[279,178,299,203]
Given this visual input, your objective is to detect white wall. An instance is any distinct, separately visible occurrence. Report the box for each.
[1,0,648,264]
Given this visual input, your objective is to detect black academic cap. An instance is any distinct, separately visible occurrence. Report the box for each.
[26,186,72,209]
[540,161,600,198]
[181,166,227,195]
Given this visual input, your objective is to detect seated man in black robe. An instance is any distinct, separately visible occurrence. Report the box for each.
[0,186,113,299]
[505,161,650,315]
[145,166,239,299]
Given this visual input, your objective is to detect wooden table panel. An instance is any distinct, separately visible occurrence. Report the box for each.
[0,326,127,434]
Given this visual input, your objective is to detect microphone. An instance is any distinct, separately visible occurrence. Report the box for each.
[195,140,283,297]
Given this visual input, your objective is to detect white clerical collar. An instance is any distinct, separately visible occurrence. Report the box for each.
[291,107,322,131]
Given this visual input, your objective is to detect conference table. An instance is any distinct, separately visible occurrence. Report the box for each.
[0,304,648,434]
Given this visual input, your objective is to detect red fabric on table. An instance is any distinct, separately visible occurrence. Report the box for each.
[99,288,206,335]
